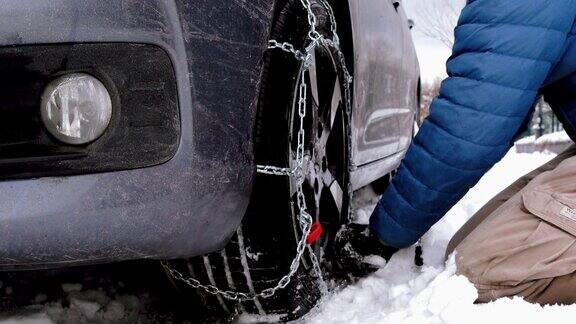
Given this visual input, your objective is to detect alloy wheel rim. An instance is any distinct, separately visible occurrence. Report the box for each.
[288,43,349,263]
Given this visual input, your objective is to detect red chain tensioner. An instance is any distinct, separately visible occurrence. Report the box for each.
[306,222,323,245]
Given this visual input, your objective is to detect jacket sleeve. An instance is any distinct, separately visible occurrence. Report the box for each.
[370,0,576,248]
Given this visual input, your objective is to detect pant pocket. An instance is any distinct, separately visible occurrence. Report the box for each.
[523,189,576,237]
[456,189,576,289]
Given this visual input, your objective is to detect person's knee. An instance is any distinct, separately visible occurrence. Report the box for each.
[453,248,485,286]
[454,251,532,304]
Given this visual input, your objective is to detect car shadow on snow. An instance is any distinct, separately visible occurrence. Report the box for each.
[0,260,221,323]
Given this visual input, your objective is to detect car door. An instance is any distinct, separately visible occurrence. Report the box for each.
[349,0,412,167]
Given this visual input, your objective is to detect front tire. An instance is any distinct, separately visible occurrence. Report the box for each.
[168,1,352,321]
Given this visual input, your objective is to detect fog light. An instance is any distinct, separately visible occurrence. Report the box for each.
[41,73,112,145]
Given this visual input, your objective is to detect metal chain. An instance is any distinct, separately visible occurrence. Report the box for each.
[307,244,328,294]
[301,0,322,42]
[256,164,294,176]
[162,0,349,302]
[267,40,307,62]
[319,0,339,45]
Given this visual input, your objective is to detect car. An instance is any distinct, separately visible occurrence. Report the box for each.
[0,0,419,320]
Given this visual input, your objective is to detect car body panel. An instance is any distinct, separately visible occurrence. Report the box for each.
[348,0,420,190]
[0,0,418,268]
[0,0,273,268]
[397,5,421,153]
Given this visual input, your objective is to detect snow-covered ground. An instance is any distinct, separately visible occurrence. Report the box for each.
[516,131,570,146]
[0,261,200,323]
[515,131,571,154]
[2,148,573,324]
[307,149,573,324]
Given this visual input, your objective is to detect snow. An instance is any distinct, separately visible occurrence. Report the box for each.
[516,131,570,145]
[0,314,53,324]
[515,131,572,154]
[307,149,565,324]
[70,298,101,319]
[1,149,570,324]
[351,186,381,225]
[0,287,153,323]
[246,246,263,262]
[60,283,82,293]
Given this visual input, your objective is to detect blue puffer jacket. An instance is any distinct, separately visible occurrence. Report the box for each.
[370,0,576,248]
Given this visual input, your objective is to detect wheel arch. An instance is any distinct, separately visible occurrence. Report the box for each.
[268,0,354,74]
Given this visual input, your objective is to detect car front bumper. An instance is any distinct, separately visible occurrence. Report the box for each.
[0,0,274,269]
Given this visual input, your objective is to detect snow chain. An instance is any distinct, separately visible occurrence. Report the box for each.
[161,0,352,302]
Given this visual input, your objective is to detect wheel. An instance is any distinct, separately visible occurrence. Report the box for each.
[166,0,352,321]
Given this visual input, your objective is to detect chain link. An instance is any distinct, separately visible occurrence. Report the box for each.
[162,0,350,302]
[256,165,294,176]
[300,0,322,42]
[319,0,339,45]
[267,40,307,61]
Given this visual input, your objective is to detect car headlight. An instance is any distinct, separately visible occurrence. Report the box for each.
[41,73,112,145]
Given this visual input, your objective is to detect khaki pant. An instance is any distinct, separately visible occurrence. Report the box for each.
[447,146,576,305]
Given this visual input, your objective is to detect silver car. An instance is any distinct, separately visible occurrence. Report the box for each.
[0,0,419,320]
